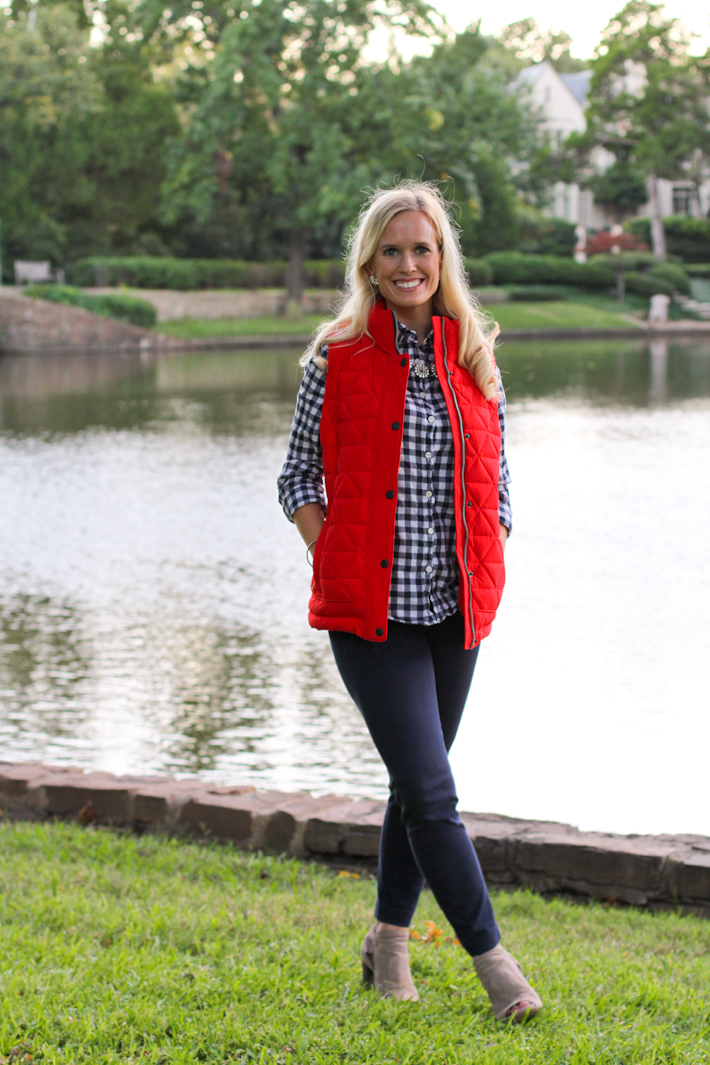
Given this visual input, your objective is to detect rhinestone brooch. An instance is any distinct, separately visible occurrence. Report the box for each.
[412,359,431,379]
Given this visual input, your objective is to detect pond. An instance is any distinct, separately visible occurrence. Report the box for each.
[1,337,709,837]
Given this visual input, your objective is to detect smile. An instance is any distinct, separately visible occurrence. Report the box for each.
[392,279,424,290]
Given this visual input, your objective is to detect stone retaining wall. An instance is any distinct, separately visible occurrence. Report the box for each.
[2,762,708,918]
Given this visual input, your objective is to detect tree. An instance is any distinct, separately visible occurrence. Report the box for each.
[493,17,589,74]
[0,5,100,270]
[581,1,710,258]
[159,0,437,305]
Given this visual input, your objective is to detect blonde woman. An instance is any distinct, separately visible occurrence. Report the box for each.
[277,182,542,1023]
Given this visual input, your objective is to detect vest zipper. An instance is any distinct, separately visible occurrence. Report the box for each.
[439,318,476,646]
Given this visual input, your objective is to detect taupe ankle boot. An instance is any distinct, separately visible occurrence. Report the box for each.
[361,923,419,1001]
[473,944,543,1023]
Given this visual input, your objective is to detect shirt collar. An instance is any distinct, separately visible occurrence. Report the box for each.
[396,320,435,358]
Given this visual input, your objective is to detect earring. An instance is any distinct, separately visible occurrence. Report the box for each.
[369,276,379,286]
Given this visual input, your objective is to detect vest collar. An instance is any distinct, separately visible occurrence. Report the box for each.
[367,299,399,355]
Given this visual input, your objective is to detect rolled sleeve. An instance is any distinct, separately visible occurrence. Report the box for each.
[277,354,327,522]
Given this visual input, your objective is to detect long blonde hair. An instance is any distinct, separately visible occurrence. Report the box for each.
[302,182,500,399]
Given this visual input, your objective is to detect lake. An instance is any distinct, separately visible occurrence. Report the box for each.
[1,336,709,837]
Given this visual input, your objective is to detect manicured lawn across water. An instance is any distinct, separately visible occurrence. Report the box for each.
[156,302,639,340]
[1,822,708,1064]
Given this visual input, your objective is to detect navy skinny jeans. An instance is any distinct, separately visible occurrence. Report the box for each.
[329,611,500,957]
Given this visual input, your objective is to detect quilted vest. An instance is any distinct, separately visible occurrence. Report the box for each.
[308,300,505,649]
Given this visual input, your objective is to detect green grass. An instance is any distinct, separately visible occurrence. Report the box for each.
[485,301,639,331]
[157,303,639,340]
[1,823,709,1064]
[156,315,325,338]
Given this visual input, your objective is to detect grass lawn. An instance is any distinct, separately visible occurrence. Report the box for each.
[1,823,709,1064]
[156,316,325,339]
[156,302,640,340]
[485,301,639,331]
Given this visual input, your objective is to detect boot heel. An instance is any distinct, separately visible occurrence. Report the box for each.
[362,959,375,987]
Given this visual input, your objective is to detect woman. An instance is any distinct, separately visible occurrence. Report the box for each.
[277,182,542,1023]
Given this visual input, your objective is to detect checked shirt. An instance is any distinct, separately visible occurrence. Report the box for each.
[277,320,512,626]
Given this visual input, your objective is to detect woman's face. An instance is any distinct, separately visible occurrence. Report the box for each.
[368,211,441,315]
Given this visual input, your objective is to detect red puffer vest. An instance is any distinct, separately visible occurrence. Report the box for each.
[309,300,505,649]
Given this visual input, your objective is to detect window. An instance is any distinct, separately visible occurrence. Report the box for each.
[672,185,694,215]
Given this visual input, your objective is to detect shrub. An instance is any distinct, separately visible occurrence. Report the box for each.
[505,285,572,301]
[646,262,691,295]
[623,272,674,297]
[66,257,345,290]
[25,284,157,327]
[590,251,658,271]
[463,259,494,286]
[483,252,614,289]
[589,254,691,294]
[625,216,710,263]
[685,263,710,277]
[517,213,577,257]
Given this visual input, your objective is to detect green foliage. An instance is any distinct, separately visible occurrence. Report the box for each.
[625,217,710,263]
[623,271,674,297]
[484,252,614,288]
[493,17,589,73]
[25,284,158,326]
[1,822,709,1064]
[590,251,658,271]
[516,211,577,257]
[580,1,710,241]
[463,259,494,285]
[586,158,649,215]
[67,257,345,289]
[0,3,180,274]
[685,263,710,277]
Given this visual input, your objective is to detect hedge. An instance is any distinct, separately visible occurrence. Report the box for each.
[482,252,615,289]
[25,284,157,328]
[463,258,494,286]
[66,257,347,290]
[623,272,675,297]
[685,263,710,277]
[625,216,710,263]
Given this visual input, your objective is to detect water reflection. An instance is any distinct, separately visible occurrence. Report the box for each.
[0,592,92,747]
[1,338,709,832]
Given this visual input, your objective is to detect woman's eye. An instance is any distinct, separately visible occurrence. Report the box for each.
[383,248,398,256]
[415,246,430,254]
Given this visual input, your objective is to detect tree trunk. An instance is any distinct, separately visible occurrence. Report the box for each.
[284,230,306,318]
[647,173,667,260]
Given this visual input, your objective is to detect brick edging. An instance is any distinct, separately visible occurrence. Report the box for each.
[1,761,708,917]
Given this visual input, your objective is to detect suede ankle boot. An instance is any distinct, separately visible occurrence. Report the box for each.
[360,922,419,1002]
[473,943,543,1023]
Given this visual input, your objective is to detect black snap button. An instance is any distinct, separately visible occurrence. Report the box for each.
[400,358,407,367]
[466,501,472,507]
[464,433,470,439]
[381,559,389,568]
[375,627,384,637]
[386,490,394,499]
[391,422,400,430]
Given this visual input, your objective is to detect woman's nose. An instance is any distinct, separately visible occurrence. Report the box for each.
[401,251,416,273]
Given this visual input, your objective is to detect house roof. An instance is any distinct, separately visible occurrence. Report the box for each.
[560,71,593,106]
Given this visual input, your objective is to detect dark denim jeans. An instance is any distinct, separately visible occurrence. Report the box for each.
[329,612,500,958]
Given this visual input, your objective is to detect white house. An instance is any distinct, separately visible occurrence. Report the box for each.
[512,60,710,230]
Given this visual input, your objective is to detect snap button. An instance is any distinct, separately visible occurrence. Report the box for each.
[375,627,384,637]
[400,358,407,367]
[466,501,472,507]
[391,422,400,430]
[381,559,389,568]
[428,415,435,423]
[386,490,394,499]
[425,451,432,458]
[465,433,470,439]
[428,527,434,534]
[425,491,432,498]
[425,565,433,573]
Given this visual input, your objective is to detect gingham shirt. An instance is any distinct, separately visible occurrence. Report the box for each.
[277,320,512,626]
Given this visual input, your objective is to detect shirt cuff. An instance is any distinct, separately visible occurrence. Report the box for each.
[279,482,326,523]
